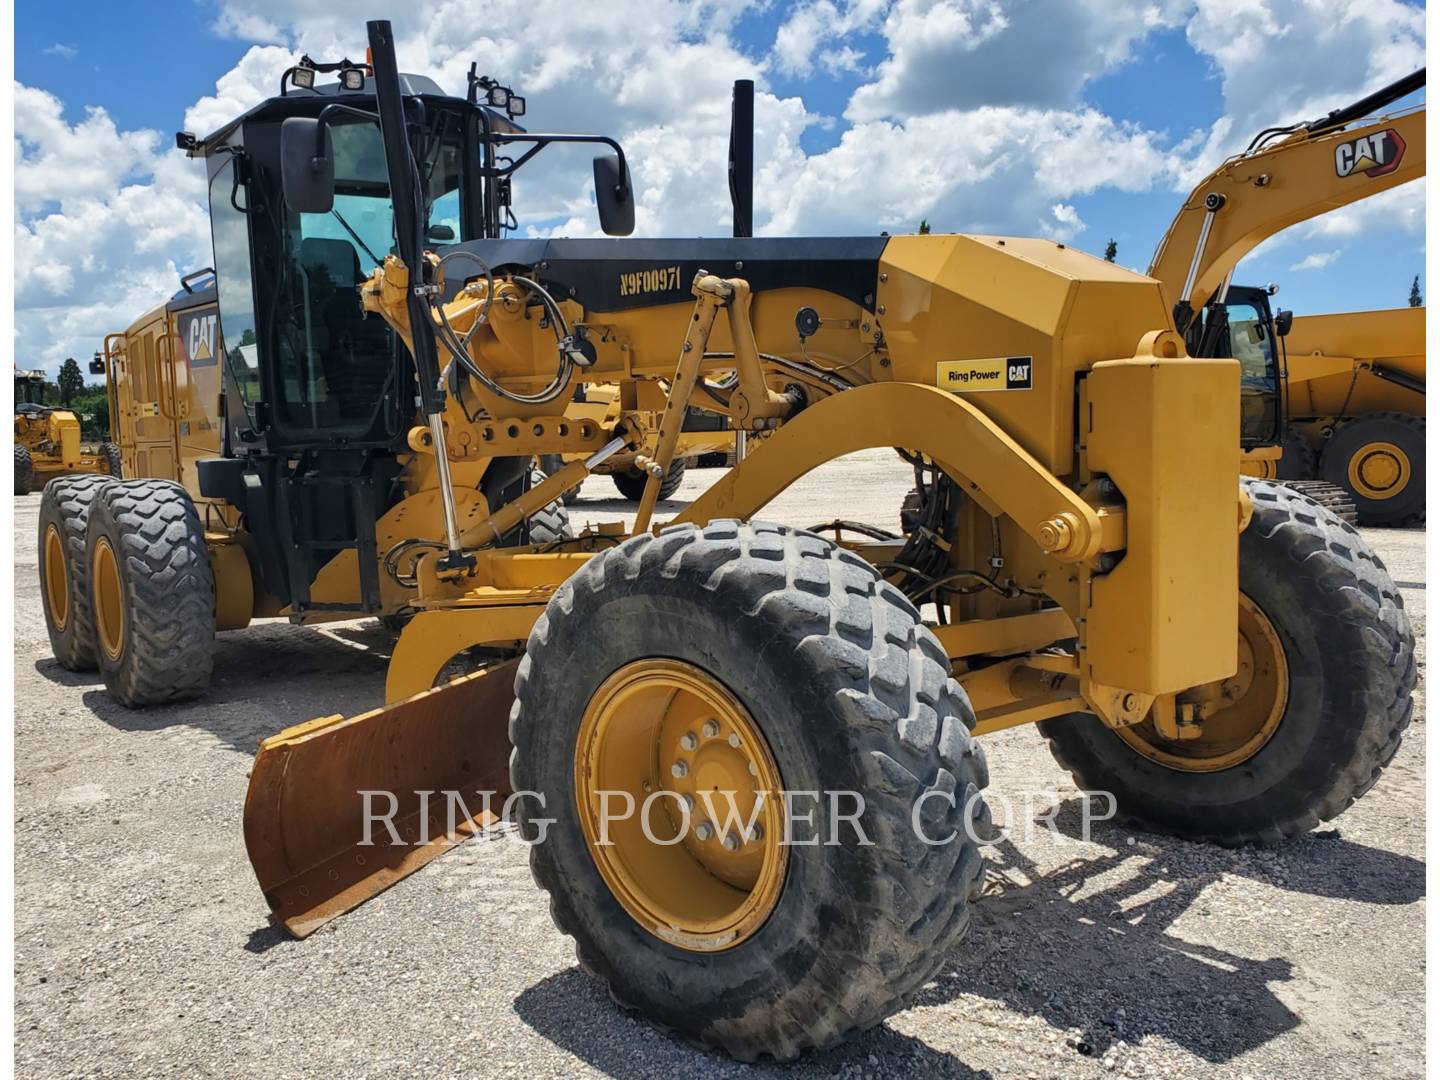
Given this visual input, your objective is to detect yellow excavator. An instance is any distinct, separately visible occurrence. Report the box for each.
[1148,69,1425,524]
[38,23,1413,1061]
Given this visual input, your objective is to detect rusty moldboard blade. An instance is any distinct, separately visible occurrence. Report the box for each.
[243,658,519,937]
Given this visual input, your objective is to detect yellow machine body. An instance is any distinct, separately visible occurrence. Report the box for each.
[1283,306,1425,420]
[246,232,1246,935]
[14,369,110,485]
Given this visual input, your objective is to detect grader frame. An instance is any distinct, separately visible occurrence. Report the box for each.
[41,20,1413,1063]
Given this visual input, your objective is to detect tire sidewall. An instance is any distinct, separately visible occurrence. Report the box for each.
[37,477,109,669]
[518,586,893,1026]
[1041,489,1400,839]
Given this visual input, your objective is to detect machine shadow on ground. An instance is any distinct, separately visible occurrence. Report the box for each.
[512,797,1422,1072]
[919,800,1423,1063]
[513,967,993,1079]
[40,619,395,757]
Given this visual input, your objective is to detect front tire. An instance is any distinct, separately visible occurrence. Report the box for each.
[511,521,989,1060]
[86,480,215,706]
[38,474,114,670]
[1040,479,1414,846]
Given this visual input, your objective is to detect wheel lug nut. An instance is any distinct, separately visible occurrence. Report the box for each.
[749,823,764,842]
[702,720,720,738]
[695,821,714,841]
[747,761,757,777]
[682,793,695,810]
[671,761,688,779]
[728,733,741,748]
[680,732,698,751]
[722,832,740,852]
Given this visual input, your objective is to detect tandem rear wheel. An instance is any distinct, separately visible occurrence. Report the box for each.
[85,480,216,706]
[510,521,990,1060]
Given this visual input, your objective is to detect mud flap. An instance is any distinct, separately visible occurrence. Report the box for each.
[244,657,519,937]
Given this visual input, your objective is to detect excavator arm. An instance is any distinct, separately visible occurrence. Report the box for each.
[1149,70,1425,333]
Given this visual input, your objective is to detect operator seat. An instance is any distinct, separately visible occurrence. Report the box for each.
[297,237,390,422]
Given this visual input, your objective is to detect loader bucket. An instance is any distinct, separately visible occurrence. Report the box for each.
[244,658,519,937]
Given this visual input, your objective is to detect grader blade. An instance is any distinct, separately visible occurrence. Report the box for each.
[244,658,519,937]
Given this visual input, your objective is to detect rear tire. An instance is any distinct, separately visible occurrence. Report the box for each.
[37,474,114,670]
[511,521,989,1060]
[86,480,215,706]
[1039,479,1414,846]
[526,467,574,544]
[100,442,123,478]
[1320,411,1424,526]
[15,444,33,495]
[611,459,686,502]
[538,454,577,505]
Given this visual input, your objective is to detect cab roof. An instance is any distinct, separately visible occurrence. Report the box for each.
[184,72,524,156]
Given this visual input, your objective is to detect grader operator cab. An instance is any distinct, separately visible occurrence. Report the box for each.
[38,21,1414,1062]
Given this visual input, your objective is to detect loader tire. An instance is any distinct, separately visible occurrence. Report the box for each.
[511,520,989,1060]
[1040,478,1414,847]
[611,458,686,502]
[86,480,215,706]
[526,467,573,544]
[1319,411,1424,526]
[15,444,33,495]
[38,474,114,670]
[100,442,123,478]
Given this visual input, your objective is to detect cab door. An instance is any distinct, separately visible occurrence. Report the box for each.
[168,295,223,499]
[112,311,182,482]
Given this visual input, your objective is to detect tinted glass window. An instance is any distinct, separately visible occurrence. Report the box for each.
[208,155,262,414]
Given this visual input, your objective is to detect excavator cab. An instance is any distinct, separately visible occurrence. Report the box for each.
[1186,285,1287,449]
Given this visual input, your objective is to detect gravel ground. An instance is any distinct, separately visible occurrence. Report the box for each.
[13,451,1426,1078]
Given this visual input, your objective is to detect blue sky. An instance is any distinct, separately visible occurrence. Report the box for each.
[13,1,1428,374]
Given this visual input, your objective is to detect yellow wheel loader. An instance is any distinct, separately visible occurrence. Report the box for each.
[43,22,1415,1061]
[13,368,120,495]
[1148,68,1425,524]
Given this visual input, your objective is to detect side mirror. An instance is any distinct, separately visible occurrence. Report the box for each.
[89,356,106,376]
[280,117,335,214]
[427,223,456,242]
[593,154,635,237]
[1274,309,1293,337]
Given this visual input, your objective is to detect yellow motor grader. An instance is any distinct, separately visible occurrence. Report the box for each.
[14,367,120,494]
[38,22,1414,1061]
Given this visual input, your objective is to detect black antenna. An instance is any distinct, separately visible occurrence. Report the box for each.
[729,79,754,238]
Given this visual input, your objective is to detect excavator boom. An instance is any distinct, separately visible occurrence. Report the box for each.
[1149,70,1425,325]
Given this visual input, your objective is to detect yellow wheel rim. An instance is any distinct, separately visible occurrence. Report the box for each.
[1117,595,1288,773]
[91,536,125,662]
[1347,440,1410,501]
[43,523,69,632]
[574,659,788,951]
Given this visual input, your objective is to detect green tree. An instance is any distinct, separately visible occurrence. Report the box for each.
[57,357,84,406]
[918,219,931,235]
[1103,238,1118,263]
[1408,275,1422,307]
